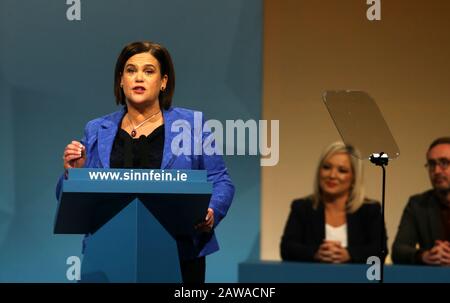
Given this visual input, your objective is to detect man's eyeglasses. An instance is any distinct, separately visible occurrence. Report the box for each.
[425,158,450,170]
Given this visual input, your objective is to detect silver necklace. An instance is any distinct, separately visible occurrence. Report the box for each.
[127,111,161,137]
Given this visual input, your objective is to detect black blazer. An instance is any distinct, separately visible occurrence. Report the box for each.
[280,197,387,263]
[392,190,444,264]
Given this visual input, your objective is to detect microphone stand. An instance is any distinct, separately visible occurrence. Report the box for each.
[369,152,388,284]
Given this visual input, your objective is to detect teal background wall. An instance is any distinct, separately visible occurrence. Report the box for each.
[0,0,262,282]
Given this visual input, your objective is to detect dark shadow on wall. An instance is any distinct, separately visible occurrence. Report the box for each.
[0,79,15,249]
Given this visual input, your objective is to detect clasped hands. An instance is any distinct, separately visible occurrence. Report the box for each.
[314,240,351,263]
[421,240,450,265]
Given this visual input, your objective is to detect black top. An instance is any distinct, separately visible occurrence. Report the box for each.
[440,203,450,242]
[392,190,446,264]
[110,125,165,169]
[280,197,388,263]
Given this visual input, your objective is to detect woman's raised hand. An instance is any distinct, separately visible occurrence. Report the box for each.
[63,140,86,170]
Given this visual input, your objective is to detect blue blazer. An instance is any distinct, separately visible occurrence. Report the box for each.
[56,106,235,259]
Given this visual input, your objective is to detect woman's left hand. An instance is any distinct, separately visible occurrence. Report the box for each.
[329,243,351,263]
[195,208,215,232]
[318,240,351,263]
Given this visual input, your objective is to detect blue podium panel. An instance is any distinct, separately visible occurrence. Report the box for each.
[239,261,371,283]
[54,169,211,283]
[384,264,450,283]
[238,261,450,283]
[54,169,212,234]
[81,200,181,283]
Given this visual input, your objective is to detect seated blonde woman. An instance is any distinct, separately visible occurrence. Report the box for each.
[280,142,387,263]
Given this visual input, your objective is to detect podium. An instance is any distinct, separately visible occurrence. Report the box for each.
[54,168,212,283]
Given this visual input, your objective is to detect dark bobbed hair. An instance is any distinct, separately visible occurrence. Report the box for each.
[114,41,175,110]
[427,137,450,153]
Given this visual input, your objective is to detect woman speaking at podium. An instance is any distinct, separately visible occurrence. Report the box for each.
[58,41,235,282]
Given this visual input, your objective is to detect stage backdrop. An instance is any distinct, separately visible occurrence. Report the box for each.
[0,0,262,282]
[261,0,450,262]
